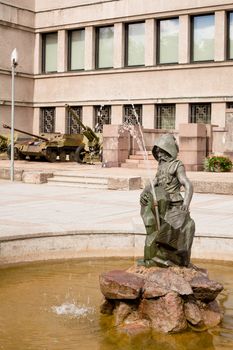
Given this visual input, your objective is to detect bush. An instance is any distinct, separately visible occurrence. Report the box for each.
[204,155,233,172]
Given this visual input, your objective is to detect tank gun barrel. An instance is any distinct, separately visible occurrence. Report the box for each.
[2,123,49,141]
[0,134,7,141]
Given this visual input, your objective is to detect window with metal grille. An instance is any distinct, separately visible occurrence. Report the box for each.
[40,107,55,133]
[66,106,83,134]
[94,105,111,132]
[123,105,142,125]
[156,104,176,129]
[190,103,211,124]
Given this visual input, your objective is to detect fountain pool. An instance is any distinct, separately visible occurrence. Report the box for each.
[0,258,232,350]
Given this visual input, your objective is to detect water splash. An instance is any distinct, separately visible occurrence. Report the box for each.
[119,104,157,202]
[52,302,94,318]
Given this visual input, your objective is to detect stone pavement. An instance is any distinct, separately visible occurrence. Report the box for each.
[1,159,233,193]
[0,178,232,244]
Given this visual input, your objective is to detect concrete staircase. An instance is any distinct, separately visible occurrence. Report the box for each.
[121,151,157,169]
[47,172,109,189]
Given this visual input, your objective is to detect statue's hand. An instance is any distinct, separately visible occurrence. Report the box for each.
[180,204,189,212]
[140,192,151,206]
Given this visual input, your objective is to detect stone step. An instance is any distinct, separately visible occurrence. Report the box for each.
[135,150,152,156]
[129,154,154,160]
[46,180,108,189]
[50,173,108,185]
[138,163,157,169]
[120,163,139,168]
[138,159,156,164]
[125,159,140,164]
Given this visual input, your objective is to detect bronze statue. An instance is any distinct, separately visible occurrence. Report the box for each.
[140,134,195,268]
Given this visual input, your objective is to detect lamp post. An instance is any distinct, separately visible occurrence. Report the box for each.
[10,48,18,182]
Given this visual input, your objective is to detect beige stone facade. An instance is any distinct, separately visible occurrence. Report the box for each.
[1,0,233,156]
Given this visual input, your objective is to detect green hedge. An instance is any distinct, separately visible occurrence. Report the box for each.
[204,156,233,172]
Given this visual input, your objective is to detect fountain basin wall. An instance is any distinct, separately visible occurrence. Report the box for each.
[0,231,232,265]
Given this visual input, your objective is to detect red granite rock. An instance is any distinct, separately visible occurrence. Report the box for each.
[118,319,151,336]
[139,292,187,333]
[143,269,193,298]
[99,270,144,299]
[99,265,223,334]
[171,266,208,282]
[190,275,223,301]
[114,301,133,325]
[184,300,202,325]
[199,300,223,328]
[100,298,115,315]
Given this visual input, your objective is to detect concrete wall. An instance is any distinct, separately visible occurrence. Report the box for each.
[34,0,233,29]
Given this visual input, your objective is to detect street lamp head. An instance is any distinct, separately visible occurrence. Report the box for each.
[11,48,18,67]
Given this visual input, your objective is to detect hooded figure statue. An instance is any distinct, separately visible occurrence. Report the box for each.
[140,134,195,268]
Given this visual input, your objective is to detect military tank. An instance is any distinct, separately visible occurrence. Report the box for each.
[0,134,8,153]
[2,124,84,162]
[65,104,103,163]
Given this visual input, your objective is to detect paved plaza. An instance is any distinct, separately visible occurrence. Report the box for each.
[0,161,232,263]
[0,177,233,241]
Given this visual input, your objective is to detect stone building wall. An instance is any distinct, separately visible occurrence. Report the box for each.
[0,0,233,157]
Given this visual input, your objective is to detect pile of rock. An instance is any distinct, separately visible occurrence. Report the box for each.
[99,265,223,334]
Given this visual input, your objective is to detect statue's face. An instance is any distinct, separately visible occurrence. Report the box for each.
[157,148,171,162]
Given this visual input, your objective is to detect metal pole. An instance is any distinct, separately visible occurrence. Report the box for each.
[10,63,15,182]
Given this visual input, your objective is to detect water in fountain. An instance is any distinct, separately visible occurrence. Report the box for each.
[52,302,94,318]
[0,258,231,349]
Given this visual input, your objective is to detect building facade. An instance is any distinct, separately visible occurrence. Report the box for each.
[1,0,233,156]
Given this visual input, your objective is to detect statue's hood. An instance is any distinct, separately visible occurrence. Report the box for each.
[152,134,179,160]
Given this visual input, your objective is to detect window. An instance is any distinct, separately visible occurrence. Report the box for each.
[68,29,85,70]
[191,14,215,62]
[40,107,55,133]
[190,103,211,124]
[66,106,83,134]
[96,26,114,69]
[123,105,142,125]
[156,104,176,129]
[94,105,111,132]
[227,102,233,109]
[126,22,145,66]
[228,12,233,59]
[42,33,57,73]
[158,18,179,64]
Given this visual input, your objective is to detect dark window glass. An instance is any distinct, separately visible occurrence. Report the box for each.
[156,104,176,129]
[66,106,83,134]
[123,105,142,125]
[94,106,111,132]
[40,107,55,133]
[190,103,211,124]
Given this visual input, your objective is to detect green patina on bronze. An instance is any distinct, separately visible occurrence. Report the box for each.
[140,134,195,268]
